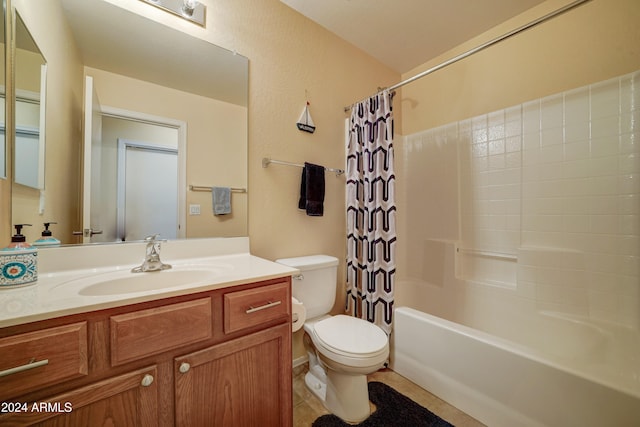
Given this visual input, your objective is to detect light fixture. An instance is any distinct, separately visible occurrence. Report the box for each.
[139,0,206,27]
[181,0,197,17]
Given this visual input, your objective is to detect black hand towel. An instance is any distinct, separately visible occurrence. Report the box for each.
[298,162,325,216]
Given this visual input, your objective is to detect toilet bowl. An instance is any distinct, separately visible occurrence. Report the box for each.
[276,255,389,423]
[306,315,389,372]
[304,315,389,422]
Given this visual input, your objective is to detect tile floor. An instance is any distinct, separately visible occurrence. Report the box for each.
[293,365,485,426]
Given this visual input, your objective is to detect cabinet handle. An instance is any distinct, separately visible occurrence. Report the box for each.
[179,362,191,374]
[0,358,49,378]
[246,300,282,314]
[141,374,154,387]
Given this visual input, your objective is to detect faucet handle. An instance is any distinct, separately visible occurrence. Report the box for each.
[145,234,161,242]
[145,234,168,244]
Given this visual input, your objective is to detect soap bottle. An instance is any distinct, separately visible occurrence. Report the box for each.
[1,224,38,287]
[33,222,61,247]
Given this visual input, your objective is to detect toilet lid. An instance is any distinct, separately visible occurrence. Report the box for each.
[313,315,387,356]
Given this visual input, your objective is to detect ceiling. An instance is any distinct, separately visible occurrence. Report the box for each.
[280,0,546,74]
[58,0,248,106]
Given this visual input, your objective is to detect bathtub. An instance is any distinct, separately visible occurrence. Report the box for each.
[391,306,640,427]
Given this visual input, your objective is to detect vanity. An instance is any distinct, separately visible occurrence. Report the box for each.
[0,238,297,426]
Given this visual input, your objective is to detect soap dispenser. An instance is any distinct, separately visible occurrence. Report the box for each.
[33,222,61,247]
[1,224,38,287]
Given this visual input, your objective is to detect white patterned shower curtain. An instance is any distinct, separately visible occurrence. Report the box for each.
[346,90,396,334]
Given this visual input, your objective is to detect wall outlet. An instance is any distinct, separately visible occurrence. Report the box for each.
[189,204,201,215]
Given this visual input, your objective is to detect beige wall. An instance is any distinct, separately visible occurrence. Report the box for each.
[104,0,399,330]
[400,0,640,135]
[87,67,248,238]
[99,0,399,258]
[110,0,398,360]
[204,0,399,358]
[15,49,44,93]
[204,0,400,262]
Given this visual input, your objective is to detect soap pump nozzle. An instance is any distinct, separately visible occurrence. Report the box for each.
[33,222,61,247]
[11,224,32,243]
[41,222,57,237]
[3,224,34,250]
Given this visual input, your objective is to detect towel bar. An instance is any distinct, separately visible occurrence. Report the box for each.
[456,247,517,261]
[189,185,247,193]
[262,157,344,176]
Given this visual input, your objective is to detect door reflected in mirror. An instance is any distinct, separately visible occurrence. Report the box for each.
[84,102,183,244]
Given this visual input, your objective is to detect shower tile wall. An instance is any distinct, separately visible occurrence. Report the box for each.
[402,70,639,328]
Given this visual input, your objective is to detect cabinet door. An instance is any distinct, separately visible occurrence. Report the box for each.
[0,366,158,426]
[175,323,292,427]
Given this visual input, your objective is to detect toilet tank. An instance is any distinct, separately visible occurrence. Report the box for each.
[276,255,338,320]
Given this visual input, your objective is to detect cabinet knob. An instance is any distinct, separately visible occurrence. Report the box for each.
[141,374,154,387]
[179,362,191,374]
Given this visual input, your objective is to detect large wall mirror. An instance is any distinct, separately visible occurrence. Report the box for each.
[8,0,248,245]
[1,1,6,181]
[14,12,46,191]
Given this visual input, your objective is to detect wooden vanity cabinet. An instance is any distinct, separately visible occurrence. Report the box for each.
[0,366,159,426]
[175,323,291,426]
[0,277,292,427]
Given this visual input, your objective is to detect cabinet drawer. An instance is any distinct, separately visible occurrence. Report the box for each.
[224,281,290,334]
[0,322,88,400]
[110,297,212,366]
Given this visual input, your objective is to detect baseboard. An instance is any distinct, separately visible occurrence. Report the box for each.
[293,355,308,368]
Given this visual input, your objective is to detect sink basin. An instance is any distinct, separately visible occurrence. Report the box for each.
[54,264,233,297]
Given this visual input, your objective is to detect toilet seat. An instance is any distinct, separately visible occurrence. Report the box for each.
[309,315,389,366]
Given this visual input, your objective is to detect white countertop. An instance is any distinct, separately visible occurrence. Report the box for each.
[0,238,298,328]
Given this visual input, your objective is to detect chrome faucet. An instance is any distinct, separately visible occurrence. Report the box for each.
[131,234,172,273]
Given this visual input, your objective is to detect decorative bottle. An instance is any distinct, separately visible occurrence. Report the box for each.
[1,224,38,287]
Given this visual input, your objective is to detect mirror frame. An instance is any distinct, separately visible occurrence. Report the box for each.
[1,0,15,245]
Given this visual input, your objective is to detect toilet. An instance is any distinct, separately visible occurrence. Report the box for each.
[276,255,389,423]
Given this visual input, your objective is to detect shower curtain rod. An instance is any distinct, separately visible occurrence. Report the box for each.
[344,0,591,112]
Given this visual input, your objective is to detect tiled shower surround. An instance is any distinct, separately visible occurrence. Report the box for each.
[401,70,639,328]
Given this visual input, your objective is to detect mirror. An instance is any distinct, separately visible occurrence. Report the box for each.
[0,0,5,180]
[9,0,248,245]
[14,12,46,190]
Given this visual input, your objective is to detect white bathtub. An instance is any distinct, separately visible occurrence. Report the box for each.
[391,306,640,427]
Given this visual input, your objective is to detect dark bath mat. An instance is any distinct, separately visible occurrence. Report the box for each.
[312,381,454,427]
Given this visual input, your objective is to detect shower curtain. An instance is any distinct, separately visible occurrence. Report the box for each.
[346,90,396,334]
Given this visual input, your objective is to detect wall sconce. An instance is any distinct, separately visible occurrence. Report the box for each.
[139,0,206,27]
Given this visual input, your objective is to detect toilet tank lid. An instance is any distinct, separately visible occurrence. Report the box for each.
[276,255,338,271]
